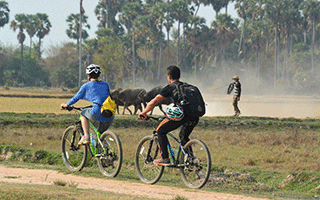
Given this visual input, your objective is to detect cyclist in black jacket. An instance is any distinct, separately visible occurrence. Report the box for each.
[139,66,199,166]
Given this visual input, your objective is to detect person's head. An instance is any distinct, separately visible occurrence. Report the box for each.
[167,65,180,81]
[232,76,239,82]
[86,64,101,80]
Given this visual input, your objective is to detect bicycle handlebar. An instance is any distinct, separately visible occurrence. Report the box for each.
[139,115,165,122]
[61,105,92,111]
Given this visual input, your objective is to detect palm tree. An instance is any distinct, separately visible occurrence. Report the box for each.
[211,13,237,76]
[235,0,250,60]
[300,0,320,73]
[25,14,37,52]
[0,0,10,29]
[151,1,167,80]
[265,0,284,87]
[10,14,27,82]
[185,15,209,78]
[94,0,123,29]
[119,1,143,84]
[134,15,152,71]
[163,2,174,57]
[94,0,108,28]
[35,13,51,59]
[171,0,190,66]
[66,13,90,47]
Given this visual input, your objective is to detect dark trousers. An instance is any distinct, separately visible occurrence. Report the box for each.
[156,115,199,159]
[233,96,240,114]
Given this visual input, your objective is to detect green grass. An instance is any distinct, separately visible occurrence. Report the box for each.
[2,113,320,199]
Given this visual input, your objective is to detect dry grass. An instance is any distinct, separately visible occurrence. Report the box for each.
[0,182,151,200]
[2,123,320,174]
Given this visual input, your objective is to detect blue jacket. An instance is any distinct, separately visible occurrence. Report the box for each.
[67,81,114,123]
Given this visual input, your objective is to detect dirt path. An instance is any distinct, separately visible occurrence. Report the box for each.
[0,165,269,200]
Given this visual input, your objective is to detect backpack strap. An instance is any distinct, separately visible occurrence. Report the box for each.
[172,81,187,106]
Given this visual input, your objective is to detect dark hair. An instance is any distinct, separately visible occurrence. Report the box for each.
[167,65,180,80]
[89,72,100,79]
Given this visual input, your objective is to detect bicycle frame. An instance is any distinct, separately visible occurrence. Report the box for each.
[77,115,115,158]
[166,132,187,167]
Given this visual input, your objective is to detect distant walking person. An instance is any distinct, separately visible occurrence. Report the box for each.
[227,76,241,116]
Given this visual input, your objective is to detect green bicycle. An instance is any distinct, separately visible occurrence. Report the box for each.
[61,106,122,177]
[135,116,211,189]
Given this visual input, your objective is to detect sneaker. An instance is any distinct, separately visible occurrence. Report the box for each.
[153,158,170,166]
[78,135,90,145]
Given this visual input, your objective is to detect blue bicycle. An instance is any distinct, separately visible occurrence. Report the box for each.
[135,116,211,189]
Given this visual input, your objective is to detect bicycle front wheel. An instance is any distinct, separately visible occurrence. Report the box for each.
[179,139,211,189]
[61,126,87,171]
[135,135,164,184]
[97,130,123,177]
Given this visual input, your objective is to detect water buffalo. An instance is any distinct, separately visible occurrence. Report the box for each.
[111,88,146,115]
[139,86,173,115]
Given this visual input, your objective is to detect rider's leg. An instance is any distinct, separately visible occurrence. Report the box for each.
[78,108,93,145]
[179,116,199,146]
[155,118,183,165]
[179,116,199,157]
[98,121,112,134]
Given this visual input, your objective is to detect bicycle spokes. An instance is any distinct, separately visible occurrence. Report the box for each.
[96,131,122,177]
[61,126,87,172]
[179,139,211,189]
[135,136,164,184]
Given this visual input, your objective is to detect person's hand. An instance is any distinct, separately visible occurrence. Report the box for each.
[237,97,240,101]
[231,82,235,84]
[61,103,68,109]
[139,113,147,120]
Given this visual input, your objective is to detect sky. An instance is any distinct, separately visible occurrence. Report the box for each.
[0,0,238,53]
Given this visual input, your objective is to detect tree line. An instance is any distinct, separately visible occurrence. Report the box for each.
[0,0,320,94]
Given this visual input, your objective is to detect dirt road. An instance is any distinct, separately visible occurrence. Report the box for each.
[0,165,269,200]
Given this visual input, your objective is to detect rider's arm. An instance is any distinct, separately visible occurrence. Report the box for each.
[140,94,166,119]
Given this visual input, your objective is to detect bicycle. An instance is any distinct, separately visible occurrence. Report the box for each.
[135,115,211,189]
[61,106,123,177]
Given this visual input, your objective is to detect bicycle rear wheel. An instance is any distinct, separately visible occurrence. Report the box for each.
[135,135,164,184]
[179,139,211,189]
[61,126,87,171]
[97,130,123,177]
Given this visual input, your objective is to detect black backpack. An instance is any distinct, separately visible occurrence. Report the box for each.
[173,82,206,117]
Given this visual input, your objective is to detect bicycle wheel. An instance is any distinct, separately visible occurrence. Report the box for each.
[97,130,123,177]
[61,126,87,171]
[179,139,211,189]
[135,135,164,184]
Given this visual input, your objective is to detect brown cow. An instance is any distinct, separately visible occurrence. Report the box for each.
[111,88,146,115]
[139,86,173,115]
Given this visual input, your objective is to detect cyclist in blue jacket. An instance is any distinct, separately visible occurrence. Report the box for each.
[61,64,114,145]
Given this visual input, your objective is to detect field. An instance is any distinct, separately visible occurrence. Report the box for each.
[1,87,320,199]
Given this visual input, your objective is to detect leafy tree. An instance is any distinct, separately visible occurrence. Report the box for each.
[94,36,127,87]
[45,43,79,87]
[0,0,9,29]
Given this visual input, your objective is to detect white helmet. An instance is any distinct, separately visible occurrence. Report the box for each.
[86,64,101,75]
[166,106,184,121]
